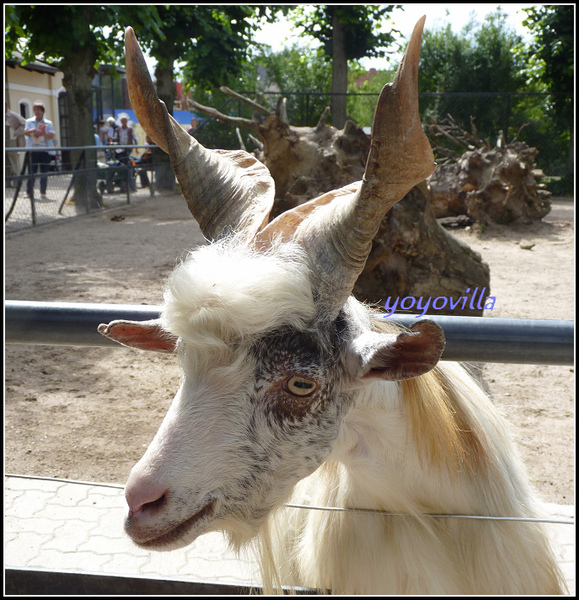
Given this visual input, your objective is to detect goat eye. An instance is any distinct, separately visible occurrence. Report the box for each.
[284,375,317,397]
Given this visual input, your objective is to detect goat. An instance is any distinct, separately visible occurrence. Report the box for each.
[98,19,566,594]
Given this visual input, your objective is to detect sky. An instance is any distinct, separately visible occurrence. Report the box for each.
[143,4,540,75]
[253,4,537,69]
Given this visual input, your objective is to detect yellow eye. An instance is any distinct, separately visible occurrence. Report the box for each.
[284,375,317,397]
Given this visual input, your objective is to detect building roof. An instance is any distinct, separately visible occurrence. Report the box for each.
[5,51,60,76]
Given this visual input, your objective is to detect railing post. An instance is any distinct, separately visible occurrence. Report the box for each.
[5,153,29,223]
[505,93,512,139]
[26,152,36,226]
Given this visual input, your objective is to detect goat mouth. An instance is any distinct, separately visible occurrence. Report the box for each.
[126,498,217,548]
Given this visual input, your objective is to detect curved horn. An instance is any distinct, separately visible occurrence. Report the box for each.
[256,17,435,317]
[124,27,275,242]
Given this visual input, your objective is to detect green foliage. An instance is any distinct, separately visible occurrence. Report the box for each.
[141,6,257,87]
[417,9,527,93]
[186,87,247,150]
[5,5,126,69]
[251,44,333,126]
[346,67,395,127]
[288,5,400,127]
[188,43,334,131]
[521,5,574,127]
[542,173,574,196]
[290,5,401,61]
[416,10,526,139]
[127,5,286,91]
[409,8,572,183]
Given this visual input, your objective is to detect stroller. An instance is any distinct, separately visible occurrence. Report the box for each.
[98,147,137,194]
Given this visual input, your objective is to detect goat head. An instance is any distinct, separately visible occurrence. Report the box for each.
[99,18,445,551]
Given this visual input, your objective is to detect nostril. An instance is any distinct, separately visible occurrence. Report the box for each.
[129,491,168,517]
[142,492,167,513]
[126,481,169,517]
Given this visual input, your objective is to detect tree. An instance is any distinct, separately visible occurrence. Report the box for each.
[5,5,284,199]
[346,67,396,128]
[5,5,159,210]
[417,10,526,141]
[189,88,490,311]
[291,5,400,128]
[522,5,574,175]
[245,44,333,126]
[418,10,525,93]
[127,5,280,190]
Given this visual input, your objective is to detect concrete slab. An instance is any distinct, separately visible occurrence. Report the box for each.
[4,475,575,594]
[4,475,260,588]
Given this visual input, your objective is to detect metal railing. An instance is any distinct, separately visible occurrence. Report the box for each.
[5,300,574,365]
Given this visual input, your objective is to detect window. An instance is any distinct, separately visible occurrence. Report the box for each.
[19,100,31,119]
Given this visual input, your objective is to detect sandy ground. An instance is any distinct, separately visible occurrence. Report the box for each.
[4,193,575,505]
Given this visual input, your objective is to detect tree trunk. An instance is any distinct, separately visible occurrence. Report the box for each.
[153,62,178,192]
[191,90,491,316]
[429,145,551,224]
[61,47,101,212]
[330,8,348,129]
[355,182,490,316]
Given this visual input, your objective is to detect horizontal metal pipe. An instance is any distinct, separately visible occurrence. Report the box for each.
[5,300,575,366]
[5,301,158,349]
[5,144,157,152]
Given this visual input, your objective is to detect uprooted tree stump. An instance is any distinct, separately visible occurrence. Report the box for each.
[427,115,551,224]
[354,181,491,314]
[190,88,490,315]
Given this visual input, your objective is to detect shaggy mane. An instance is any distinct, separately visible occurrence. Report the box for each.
[401,369,490,475]
[161,238,317,349]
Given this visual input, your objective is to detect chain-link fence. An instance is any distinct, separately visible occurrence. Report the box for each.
[7,91,572,233]
[5,145,160,234]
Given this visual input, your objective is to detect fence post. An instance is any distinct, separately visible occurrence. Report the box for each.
[26,153,36,226]
[5,152,29,223]
[505,93,512,139]
[126,155,131,205]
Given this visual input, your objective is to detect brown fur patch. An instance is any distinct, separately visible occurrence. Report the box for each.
[370,314,488,476]
[401,369,489,476]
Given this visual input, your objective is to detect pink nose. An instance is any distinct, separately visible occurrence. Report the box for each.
[125,472,168,517]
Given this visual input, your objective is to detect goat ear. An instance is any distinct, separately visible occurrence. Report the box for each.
[348,321,445,383]
[98,319,178,353]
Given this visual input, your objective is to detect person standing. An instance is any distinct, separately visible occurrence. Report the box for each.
[114,113,136,146]
[106,114,136,193]
[5,103,27,186]
[98,119,109,145]
[24,101,55,200]
[106,116,119,144]
[187,116,198,136]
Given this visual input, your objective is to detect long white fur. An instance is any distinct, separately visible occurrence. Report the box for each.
[257,335,565,594]
[135,240,565,594]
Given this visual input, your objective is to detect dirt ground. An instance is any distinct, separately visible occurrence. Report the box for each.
[4,193,575,505]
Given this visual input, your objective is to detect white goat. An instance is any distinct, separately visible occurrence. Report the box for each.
[98,20,566,594]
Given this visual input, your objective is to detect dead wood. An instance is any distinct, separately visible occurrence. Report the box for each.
[427,117,551,224]
[192,90,491,314]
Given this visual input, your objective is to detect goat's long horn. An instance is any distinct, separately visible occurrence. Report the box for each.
[124,27,275,242]
[256,16,435,317]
